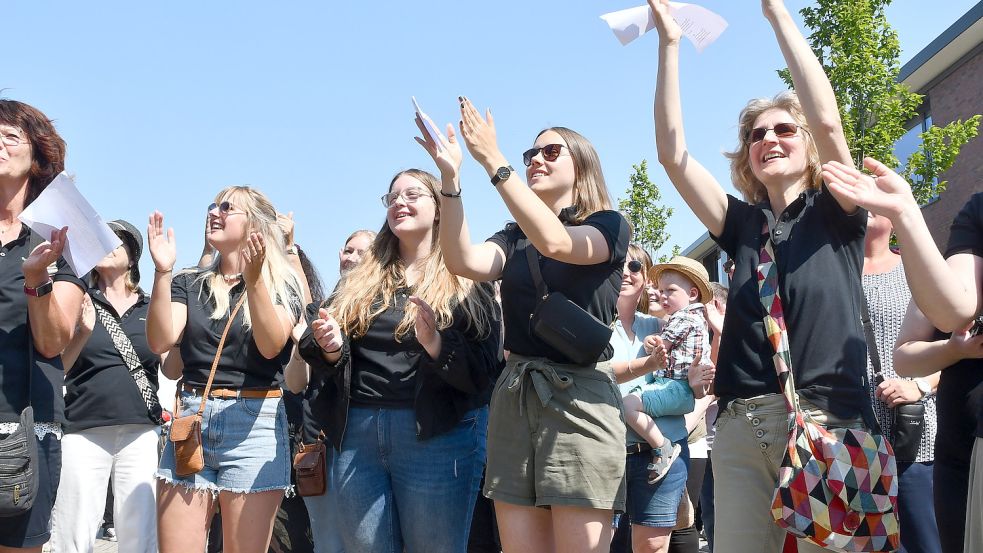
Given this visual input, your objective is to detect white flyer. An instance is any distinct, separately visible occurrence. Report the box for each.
[18,172,121,277]
[600,2,728,52]
[412,96,445,152]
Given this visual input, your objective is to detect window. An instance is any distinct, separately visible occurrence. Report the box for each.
[894,101,939,203]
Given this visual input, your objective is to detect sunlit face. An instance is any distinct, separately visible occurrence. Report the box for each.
[658,271,699,316]
[206,194,249,251]
[526,130,575,197]
[620,255,645,298]
[385,175,436,240]
[747,109,809,188]
[339,233,372,274]
[865,211,893,245]
[0,124,32,182]
[95,241,132,274]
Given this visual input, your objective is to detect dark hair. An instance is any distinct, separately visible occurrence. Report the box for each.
[296,246,325,306]
[0,100,66,205]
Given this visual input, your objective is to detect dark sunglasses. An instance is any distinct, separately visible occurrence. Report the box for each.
[745,123,801,144]
[208,201,236,214]
[522,144,566,167]
[627,260,643,274]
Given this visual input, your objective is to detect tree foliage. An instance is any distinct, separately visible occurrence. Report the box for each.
[618,159,677,262]
[780,0,979,204]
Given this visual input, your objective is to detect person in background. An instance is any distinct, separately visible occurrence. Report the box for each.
[0,99,86,552]
[698,282,727,552]
[50,219,163,553]
[339,230,375,274]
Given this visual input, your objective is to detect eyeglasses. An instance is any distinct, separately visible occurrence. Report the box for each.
[207,201,243,216]
[522,144,568,167]
[0,131,27,148]
[745,123,801,144]
[380,187,433,208]
[627,260,643,274]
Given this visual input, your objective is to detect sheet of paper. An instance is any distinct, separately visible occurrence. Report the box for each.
[600,2,728,52]
[18,172,121,277]
[412,96,444,151]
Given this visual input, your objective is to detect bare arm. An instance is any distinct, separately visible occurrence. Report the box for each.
[894,301,983,377]
[61,294,95,371]
[22,228,85,358]
[160,345,184,380]
[284,321,311,394]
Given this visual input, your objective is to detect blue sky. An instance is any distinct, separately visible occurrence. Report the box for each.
[5,1,978,290]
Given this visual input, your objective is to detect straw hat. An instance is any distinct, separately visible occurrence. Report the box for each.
[648,256,712,304]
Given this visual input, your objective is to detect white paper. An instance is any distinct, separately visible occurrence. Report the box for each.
[412,96,444,151]
[600,2,728,52]
[18,172,121,277]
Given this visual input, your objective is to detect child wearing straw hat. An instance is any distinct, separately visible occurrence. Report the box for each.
[622,256,712,484]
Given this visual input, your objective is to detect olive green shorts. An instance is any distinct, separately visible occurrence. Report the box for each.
[483,354,627,510]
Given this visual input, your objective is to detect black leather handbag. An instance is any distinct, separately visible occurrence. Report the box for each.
[0,346,40,517]
[525,244,612,365]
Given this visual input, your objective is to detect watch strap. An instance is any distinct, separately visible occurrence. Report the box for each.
[24,278,54,297]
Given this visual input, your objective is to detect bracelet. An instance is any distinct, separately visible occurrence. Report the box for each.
[439,189,462,198]
[155,267,173,274]
[322,345,342,354]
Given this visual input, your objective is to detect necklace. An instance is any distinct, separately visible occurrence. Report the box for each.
[222,272,242,284]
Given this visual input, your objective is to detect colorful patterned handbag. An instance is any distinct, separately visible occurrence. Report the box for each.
[756,223,900,553]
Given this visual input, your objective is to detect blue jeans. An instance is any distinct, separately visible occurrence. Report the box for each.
[896,461,941,553]
[303,445,346,553]
[329,406,487,553]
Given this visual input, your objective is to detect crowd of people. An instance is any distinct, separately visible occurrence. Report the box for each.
[0,1,980,553]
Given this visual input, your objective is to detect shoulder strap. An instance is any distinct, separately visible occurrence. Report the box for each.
[93,301,164,424]
[859,291,885,383]
[524,241,549,300]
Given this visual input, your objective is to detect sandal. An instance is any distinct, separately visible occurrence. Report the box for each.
[647,442,681,484]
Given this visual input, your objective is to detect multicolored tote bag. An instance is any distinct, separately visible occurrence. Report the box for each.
[756,224,900,553]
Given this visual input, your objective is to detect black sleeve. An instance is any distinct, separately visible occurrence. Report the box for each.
[169,271,194,305]
[297,302,349,379]
[711,194,751,259]
[52,257,85,291]
[486,223,519,259]
[417,284,504,394]
[818,183,867,242]
[945,192,983,259]
[581,210,631,266]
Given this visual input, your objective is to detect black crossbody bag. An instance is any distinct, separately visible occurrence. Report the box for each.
[525,243,613,365]
[861,296,925,463]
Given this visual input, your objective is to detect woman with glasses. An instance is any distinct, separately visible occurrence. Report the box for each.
[147,187,304,553]
[294,168,502,553]
[0,100,86,553]
[416,100,631,553]
[650,0,871,551]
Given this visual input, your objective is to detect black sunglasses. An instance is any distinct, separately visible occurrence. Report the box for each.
[627,260,643,274]
[522,144,566,167]
[208,201,235,214]
[745,123,801,144]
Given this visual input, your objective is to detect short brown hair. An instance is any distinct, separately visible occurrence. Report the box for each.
[0,100,66,205]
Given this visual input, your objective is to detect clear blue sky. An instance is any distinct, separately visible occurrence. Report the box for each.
[5,1,978,290]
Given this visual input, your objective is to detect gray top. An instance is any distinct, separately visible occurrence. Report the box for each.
[862,260,937,462]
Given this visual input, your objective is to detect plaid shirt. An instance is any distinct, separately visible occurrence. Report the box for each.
[657,303,710,380]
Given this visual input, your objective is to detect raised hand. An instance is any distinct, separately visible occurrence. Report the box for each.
[78,293,96,334]
[241,232,267,285]
[147,211,177,272]
[22,226,68,285]
[647,0,682,43]
[311,308,343,354]
[415,114,462,181]
[822,157,920,220]
[409,295,441,357]
[458,96,503,169]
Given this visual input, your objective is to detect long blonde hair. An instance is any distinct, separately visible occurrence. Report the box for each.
[539,127,613,224]
[329,169,495,341]
[192,186,302,327]
[723,91,823,204]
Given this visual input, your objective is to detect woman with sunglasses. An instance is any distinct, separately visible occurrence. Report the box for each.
[650,0,870,551]
[0,100,86,552]
[147,187,304,553]
[294,168,502,553]
[416,100,631,553]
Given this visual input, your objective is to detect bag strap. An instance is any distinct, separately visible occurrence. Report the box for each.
[859,291,885,384]
[524,241,549,301]
[93,300,165,424]
[174,292,249,418]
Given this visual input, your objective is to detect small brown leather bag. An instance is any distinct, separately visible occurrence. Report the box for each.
[170,294,247,477]
[293,436,327,497]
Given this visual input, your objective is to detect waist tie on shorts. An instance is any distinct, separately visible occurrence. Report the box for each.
[505,354,611,416]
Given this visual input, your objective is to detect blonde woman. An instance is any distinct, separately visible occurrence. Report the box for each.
[294,169,502,553]
[417,99,631,553]
[147,186,303,553]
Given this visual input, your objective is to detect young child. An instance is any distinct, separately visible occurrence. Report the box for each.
[623,256,712,484]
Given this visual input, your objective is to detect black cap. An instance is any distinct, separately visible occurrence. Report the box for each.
[107,219,143,284]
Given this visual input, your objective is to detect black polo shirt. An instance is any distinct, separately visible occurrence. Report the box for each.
[0,226,86,424]
[934,192,983,468]
[63,289,160,433]
[486,208,630,364]
[711,187,868,418]
[171,270,299,388]
[350,289,424,406]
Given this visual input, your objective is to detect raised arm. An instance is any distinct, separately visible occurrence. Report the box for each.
[649,0,728,236]
[146,212,188,355]
[241,233,297,360]
[763,0,856,211]
[22,227,85,358]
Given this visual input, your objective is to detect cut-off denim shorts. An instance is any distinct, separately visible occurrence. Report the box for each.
[156,390,291,495]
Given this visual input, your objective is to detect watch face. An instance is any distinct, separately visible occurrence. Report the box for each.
[497,167,511,180]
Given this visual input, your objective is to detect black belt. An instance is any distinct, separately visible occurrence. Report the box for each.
[626,442,654,455]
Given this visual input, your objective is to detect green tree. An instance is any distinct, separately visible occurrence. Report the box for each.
[779,0,979,204]
[618,159,678,262]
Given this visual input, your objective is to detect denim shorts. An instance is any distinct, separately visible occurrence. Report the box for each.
[156,391,291,494]
[623,440,689,528]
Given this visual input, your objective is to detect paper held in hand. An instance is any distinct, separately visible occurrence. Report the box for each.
[600,2,728,52]
[412,96,445,152]
[17,172,122,277]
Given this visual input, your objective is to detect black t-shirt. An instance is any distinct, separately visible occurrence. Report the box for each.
[486,208,630,364]
[935,191,983,468]
[171,270,298,388]
[63,289,160,432]
[349,289,420,406]
[711,188,868,418]
[0,226,86,424]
